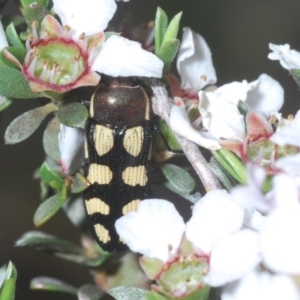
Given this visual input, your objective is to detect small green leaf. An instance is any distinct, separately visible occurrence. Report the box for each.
[161,163,195,195]
[290,68,300,88]
[0,66,41,98]
[78,284,107,300]
[33,194,67,227]
[71,173,89,193]
[5,102,57,144]
[39,161,64,190]
[63,194,86,228]
[6,23,25,50]
[155,7,168,54]
[161,12,182,46]
[0,279,15,300]
[43,116,61,162]
[109,286,147,300]
[16,231,83,254]
[30,277,77,295]
[212,149,247,184]
[0,96,12,112]
[157,39,180,67]
[57,102,88,128]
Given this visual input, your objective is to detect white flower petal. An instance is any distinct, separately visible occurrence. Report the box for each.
[270,110,300,147]
[185,190,244,254]
[92,35,163,77]
[222,270,299,300]
[205,230,261,286]
[246,74,284,117]
[169,99,221,150]
[216,80,250,104]
[58,124,85,174]
[52,0,116,36]
[0,20,8,50]
[268,43,300,70]
[199,91,246,141]
[275,153,300,175]
[260,174,300,273]
[115,199,185,263]
[177,27,216,93]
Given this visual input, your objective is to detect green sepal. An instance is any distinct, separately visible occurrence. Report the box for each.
[15,231,83,255]
[71,173,89,193]
[0,96,12,112]
[212,149,247,184]
[161,11,182,48]
[5,102,57,144]
[109,286,148,300]
[155,7,168,54]
[77,284,105,300]
[0,66,41,98]
[33,194,67,227]
[39,161,64,190]
[43,116,61,162]
[30,277,77,295]
[161,163,195,196]
[57,102,88,129]
[6,23,25,50]
[290,69,300,88]
[139,256,164,280]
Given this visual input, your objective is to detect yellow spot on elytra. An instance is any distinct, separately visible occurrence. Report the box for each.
[94,224,111,243]
[123,126,144,157]
[122,199,141,215]
[87,164,112,184]
[122,166,147,186]
[94,125,114,156]
[85,198,110,215]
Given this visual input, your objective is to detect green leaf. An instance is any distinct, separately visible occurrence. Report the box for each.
[290,68,300,88]
[71,173,89,193]
[0,96,12,112]
[5,102,57,144]
[157,39,180,67]
[0,262,17,300]
[33,194,67,227]
[57,102,88,128]
[43,116,61,162]
[30,277,77,295]
[161,163,195,195]
[161,12,182,47]
[6,23,25,50]
[63,194,87,228]
[0,66,41,98]
[77,284,107,300]
[212,149,247,184]
[109,286,147,300]
[39,161,64,190]
[16,231,85,264]
[155,7,168,54]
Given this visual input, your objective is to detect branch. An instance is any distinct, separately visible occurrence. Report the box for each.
[144,78,222,191]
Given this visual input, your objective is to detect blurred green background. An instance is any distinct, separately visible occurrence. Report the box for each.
[1,0,300,299]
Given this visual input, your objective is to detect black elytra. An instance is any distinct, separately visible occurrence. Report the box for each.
[82,75,153,252]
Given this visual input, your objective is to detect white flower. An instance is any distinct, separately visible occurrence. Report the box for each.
[58,125,85,174]
[268,43,300,70]
[115,199,185,263]
[169,28,283,149]
[0,19,8,50]
[222,269,299,300]
[177,27,217,95]
[52,0,163,78]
